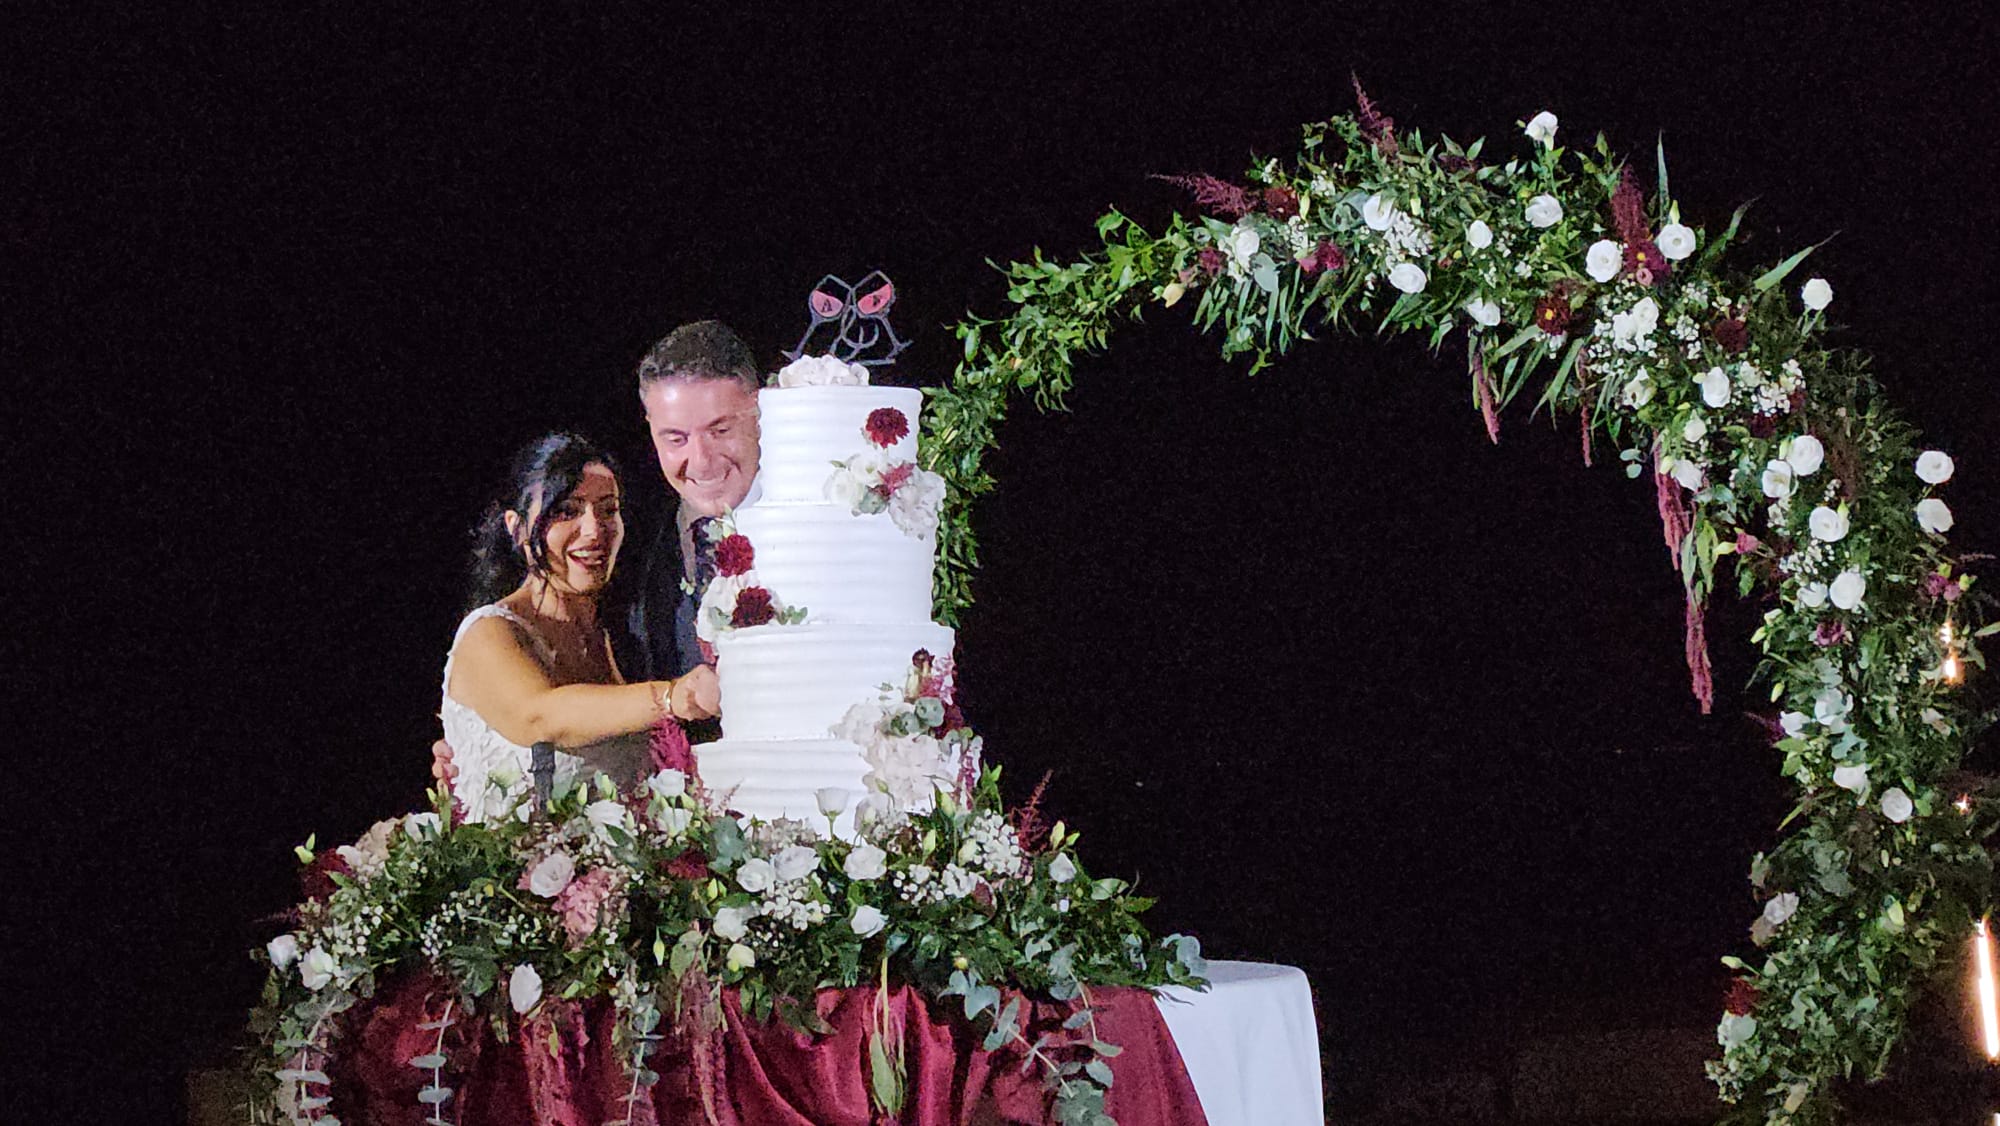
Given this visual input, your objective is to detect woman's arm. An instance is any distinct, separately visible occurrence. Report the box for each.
[447,616,681,748]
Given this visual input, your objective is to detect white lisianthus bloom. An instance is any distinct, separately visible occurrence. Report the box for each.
[1669,457,1704,492]
[712,905,753,942]
[1683,416,1708,443]
[1800,277,1833,311]
[1227,225,1260,271]
[585,799,630,836]
[735,857,776,894]
[1611,297,1660,346]
[694,573,745,643]
[402,811,443,840]
[1915,450,1955,484]
[1829,569,1866,610]
[655,806,693,835]
[726,943,757,971]
[1620,374,1655,408]
[300,947,338,991]
[1656,223,1697,260]
[1778,711,1809,738]
[1880,788,1915,824]
[1525,194,1563,228]
[1797,582,1828,609]
[773,845,819,883]
[527,850,576,898]
[1466,219,1494,249]
[1525,110,1560,145]
[1698,366,1732,408]
[267,934,300,970]
[815,787,849,817]
[853,790,897,828]
[1761,460,1796,499]
[1762,891,1800,926]
[1463,297,1501,327]
[1362,192,1398,231]
[1785,435,1825,476]
[1387,262,1428,293]
[850,904,888,939]
[1832,762,1870,795]
[1921,707,1952,735]
[1585,239,1622,283]
[1917,498,1954,534]
[1718,1012,1757,1048]
[776,354,870,388]
[647,769,688,800]
[1808,505,1850,543]
[1048,854,1078,884]
[1813,687,1852,732]
[844,843,888,881]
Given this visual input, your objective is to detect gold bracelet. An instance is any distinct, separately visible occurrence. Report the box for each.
[653,678,675,719]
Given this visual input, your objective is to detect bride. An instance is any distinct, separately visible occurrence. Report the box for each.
[443,431,717,821]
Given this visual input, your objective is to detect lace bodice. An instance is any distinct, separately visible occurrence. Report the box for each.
[441,605,650,823]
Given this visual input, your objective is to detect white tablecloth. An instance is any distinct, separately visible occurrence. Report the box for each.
[1154,961,1323,1125]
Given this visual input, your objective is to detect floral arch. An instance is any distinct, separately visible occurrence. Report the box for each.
[918,87,1994,1123]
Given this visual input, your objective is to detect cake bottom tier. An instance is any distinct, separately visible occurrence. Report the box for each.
[696,737,869,837]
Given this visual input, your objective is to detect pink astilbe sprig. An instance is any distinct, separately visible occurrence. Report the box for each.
[1611,168,1670,285]
[1350,74,1400,158]
[1010,769,1056,854]
[1470,344,1501,445]
[1149,173,1255,219]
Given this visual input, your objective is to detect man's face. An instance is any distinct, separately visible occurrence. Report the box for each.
[640,377,760,517]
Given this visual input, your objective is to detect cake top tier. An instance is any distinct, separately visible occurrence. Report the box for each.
[754,380,923,505]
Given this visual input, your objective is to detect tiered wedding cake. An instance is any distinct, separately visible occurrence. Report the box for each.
[695,355,954,834]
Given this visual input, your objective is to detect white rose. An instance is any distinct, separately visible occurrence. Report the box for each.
[1463,297,1501,327]
[1917,498,1954,534]
[1048,854,1078,884]
[844,843,888,881]
[850,904,888,939]
[772,845,819,883]
[1620,374,1655,408]
[1585,239,1622,283]
[300,947,338,992]
[1524,111,1559,146]
[1880,788,1914,824]
[1828,569,1866,610]
[726,943,757,971]
[854,791,897,828]
[267,934,300,970]
[695,573,744,643]
[1915,450,1955,485]
[1813,687,1852,731]
[1227,225,1260,269]
[655,806,693,836]
[1797,582,1828,609]
[776,354,870,388]
[509,963,543,1013]
[1466,219,1494,250]
[1669,457,1704,492]
[712,905,753,942]
[585,799,630,836]
[1762,891,1800,926]
[527,850,576,898]
[1719,1012,1757,1048]
[1362,192,1397,231]
[1785,435,1824,476]
[1683,416,1708,443]
[1832,762,1870,795]
[735,857,776,894]
[1698,367,1731,409]
[815,787,849,817]
[647,769,688,800]
[1525,194,1563,228]
[1761,460,1795,499]
[1800,277,1833,311]
[1808,505,1849,543]
[1778,711,1808,739]
[1387,262,1427,294]
[402,812,442,840]
[1656,223,1697,261]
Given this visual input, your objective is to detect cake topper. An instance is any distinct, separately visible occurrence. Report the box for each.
[784,270,910,367]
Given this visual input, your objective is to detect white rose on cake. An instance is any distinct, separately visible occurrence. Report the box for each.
[886,466,947,540]
[776,354,870,387]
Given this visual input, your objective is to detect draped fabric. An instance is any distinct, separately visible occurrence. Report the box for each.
[330,971,1209,1125]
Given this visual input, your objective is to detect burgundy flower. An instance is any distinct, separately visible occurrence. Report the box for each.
[1533,293,1572,337]
[1724,977,1761,1016]
[1299,240,1346,275]
[1151,172,1255,219]
[1922,573,1964,602]
[713,533,755,578]
[1611,170,1670,285]
[1746,412,1780,439]
[730,587,776,628]
[1197,247,1226,277]
[878,462,914,493]
[1435,152,1477,174]
[1735,531,1762,555]
[1261,185,1300,220]
[301,851,352,903]
[1624,238,1669,286]
[1813,620,1850,648]
[1711,317,1749,355]
[663,850,712,881]
[864,407,910,448]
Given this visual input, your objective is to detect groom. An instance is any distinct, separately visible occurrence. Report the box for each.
[433,319,762,782]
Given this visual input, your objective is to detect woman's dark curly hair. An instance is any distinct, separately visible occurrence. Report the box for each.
[467,432,621,609]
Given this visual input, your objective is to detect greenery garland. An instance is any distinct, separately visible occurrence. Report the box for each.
[919,89,1997,1122]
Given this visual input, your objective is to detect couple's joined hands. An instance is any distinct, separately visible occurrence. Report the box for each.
[431,665,719,784]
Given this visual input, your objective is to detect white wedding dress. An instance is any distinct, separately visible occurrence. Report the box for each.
[441,605,651,823]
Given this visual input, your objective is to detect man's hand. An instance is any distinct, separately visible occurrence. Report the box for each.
[669,665,721,721]
[431,738,459,784]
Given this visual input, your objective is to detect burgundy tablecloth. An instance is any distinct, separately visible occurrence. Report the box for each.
[328,971,1209,1125]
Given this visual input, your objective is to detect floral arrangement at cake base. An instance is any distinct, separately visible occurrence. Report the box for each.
[245,736,1207,1126]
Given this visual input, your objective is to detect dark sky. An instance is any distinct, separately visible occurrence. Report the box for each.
[19,2,2000,1119]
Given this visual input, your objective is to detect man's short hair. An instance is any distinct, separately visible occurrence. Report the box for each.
[636,320,760,395]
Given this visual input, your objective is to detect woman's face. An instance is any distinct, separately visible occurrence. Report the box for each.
[526,462,624,597]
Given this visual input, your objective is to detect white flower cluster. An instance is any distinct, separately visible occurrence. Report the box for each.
[956,812,1026,880]
[733,845,832,931]
[824,451,946,540]
[1360,192,1433,293]
[835,698,958,811]
[893,861,980,907]
[775,353,870,387]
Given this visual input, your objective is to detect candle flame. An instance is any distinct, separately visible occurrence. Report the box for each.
[1945,653,1963,683]
[1959,795,1975,814]
[1976,918,2000,1060]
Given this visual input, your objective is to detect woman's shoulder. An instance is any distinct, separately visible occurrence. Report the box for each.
[453,603,553,663]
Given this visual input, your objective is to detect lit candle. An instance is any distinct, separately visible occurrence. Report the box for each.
[1976,918,2000,1059]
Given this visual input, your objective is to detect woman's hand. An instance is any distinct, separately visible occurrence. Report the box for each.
[668,664,720,720]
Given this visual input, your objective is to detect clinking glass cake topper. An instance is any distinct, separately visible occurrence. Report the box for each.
[785,270,911,367]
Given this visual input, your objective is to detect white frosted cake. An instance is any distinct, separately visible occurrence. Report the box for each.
[695,358,954,835]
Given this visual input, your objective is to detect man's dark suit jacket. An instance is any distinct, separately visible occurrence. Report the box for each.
[612,504,721,742]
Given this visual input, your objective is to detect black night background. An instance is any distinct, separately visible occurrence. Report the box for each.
[16,3,2000,1121]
